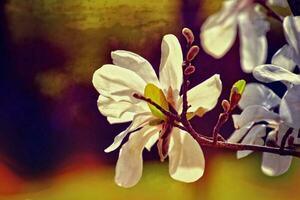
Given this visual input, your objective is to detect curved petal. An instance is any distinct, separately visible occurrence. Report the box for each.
[227,123,253,143]
[115,125,158,188]
[144,132,159,151]
[111,50,160,85]
[253,64,300,85]
[261,123,292,176]
[283,16,300,56]
[235,105,280,128]
[271,44,296,71]
[185,74,222,117]
[92,64,147,102]
[261,153,292,176]
[280,85,300,129]
[238,9,269,73]
[105,113,153,153]
[98,95,148,123]
[237,124,266,159]
[159,34,183,97]
[200,0,238,58]
[238,83,281,109]
[168,128,205,183]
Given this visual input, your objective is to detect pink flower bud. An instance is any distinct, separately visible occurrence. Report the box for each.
[184,65,196,75]
[182,27,194,44]
[187,45,200,61]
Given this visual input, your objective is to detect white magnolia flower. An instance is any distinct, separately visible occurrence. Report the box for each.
[254,16,300,85]
[92,34,222,187]
[228,83,300,176]
[200,0,271,73]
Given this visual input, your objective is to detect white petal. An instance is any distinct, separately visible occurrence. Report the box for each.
[227,123,253,143]
[239,83,281,109]
[235,105,280,128]
[237,124,266,159]
[200,0,238,58]
[261,123,292,176]
[105,113,153,153]
[271,45,296,71]
[159,34,183,97]
[253,64,300,85]
[261,153,292,176]
[115,125,158,188]
[185,74,222,116]
[98,95,148,123]
[144,132,159,151]
[283,16,300,56]
[92,64,147,102]
[238,9,269,73]
[280,85,300,129]
[111,50,160,85]
[168,129,205,183]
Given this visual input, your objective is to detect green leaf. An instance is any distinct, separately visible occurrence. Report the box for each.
[230,79,246,98]
[144,83,169,120]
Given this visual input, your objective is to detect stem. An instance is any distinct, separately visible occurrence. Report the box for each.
[212,113,229,143]
[287,0,300,16]
[188,131,300,157]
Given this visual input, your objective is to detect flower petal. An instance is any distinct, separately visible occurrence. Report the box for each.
[237,124,266,159]
[98,95,148,123]
[115,125,158,188]
[185,74,222,117]
[253,64,300,85]
[168,128,205,183]
[261,153,292,176]
[159,34,183,97]
[261,123,292,176]
[283,16,300,57]
[235,105,280,128]
[92,64,147,102]
[144,133,159,151]
[111,50,160,85]
[238,9,269,73]
[105,113,153,153]
[227,123,252,143]
[271,45,296,71]
[238,83,281,109]
[280,85,300,129]
[200,0,238,58]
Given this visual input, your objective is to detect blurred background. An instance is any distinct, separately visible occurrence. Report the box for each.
[0,0,298,199]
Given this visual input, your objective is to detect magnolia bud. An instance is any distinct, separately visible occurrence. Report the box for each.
[184,65,196,75]
[187,45,200,61]
[182,27,194,44]
[221,99,231,112]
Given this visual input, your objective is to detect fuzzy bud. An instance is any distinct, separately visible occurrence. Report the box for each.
[187,45,200,62]
[221,99,231,112]
[184,65,196,75]
[182,27,194,44]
